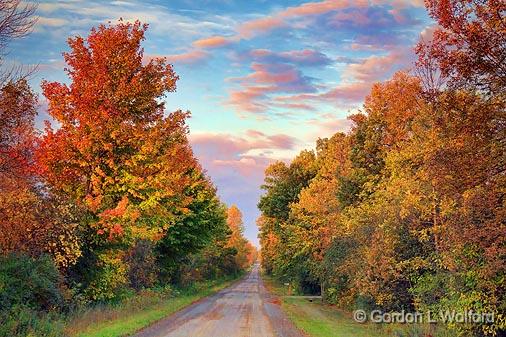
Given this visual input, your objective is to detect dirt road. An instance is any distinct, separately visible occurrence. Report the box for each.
[133,264,304,337]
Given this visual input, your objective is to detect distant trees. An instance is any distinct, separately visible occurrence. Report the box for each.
[226,205,257,269]
[259,1,505,336]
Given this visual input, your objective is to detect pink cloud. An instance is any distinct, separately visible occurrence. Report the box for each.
[343,49,413,82]
[145,50,209,65]
[267,134,297,149]
[247,63,301,85]
[190,131,297,176]
[191,131,297,154]
[281,0,367,17]
[272,101,317,111]
[227,85,275,113]
[192,36,232,48]
[238,16,284,38]
[310,116,353,136]
[213,157,261,176]
[226,62,316,115]
[331,9,371,26]
[165,50,209,64]
[227,47,414,116]
[190,0,424,48]
[321,81,373,101]
[276,80,371,104]
[245,129,266,138]
[419,24,438,43]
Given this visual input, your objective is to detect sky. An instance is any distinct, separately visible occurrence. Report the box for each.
[11,0,435,247]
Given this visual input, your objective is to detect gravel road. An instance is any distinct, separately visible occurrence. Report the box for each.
[133,264,305,337]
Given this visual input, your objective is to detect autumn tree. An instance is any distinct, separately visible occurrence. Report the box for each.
[0,79,39,254]
[0,79,36,178]
[288,133,350,292]
[258,150,318,290]
[258,150,317,221]
[226,205,253,270]
[37,21,213,300]
[156,175,228,282]
[417,0,506,94]
[0,80,82,268]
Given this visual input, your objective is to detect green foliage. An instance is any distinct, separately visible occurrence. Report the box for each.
[0,254,66,337]
[156,176,229,282]
[258,150,317,220]
[0,253,64,312]
[0,306,65,337]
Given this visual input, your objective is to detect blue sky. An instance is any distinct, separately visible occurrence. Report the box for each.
[11,0,434,246]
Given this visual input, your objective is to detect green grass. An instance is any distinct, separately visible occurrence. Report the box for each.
[66,276,241,337]
[262,275,451,337]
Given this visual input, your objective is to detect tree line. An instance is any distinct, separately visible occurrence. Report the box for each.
[258,1,505,336]
[0,7,255,336]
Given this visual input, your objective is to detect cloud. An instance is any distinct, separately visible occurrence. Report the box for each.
[246,49,332,67]
[226,85,274,114]
[190,131,297,177]
[275,80,371,105]
[343,48,414,82]
[225,48,414,117]
[191,0,424,48]
[33,0,235,41]
[35,16,69,28]
[164,50,209,65]
[193,36,232,48]
[144,50,209,65]
[303,115,353,140]
[419,24,438,43]
[237,16,285,39]
[226,62,317,115]
[245,129,265,138]
[190,131,298,246]
[267,48,415,112]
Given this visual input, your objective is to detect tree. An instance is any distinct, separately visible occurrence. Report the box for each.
[0,80,82,268]
[0,0,37,84]
[258,150,318,289]
[288,133,350,290]
[156,175,228,282]
[0,79,36,178]
[258,150,317,220]
[36,20,205,300]
[417,0,506,94]
[226,205,252,270]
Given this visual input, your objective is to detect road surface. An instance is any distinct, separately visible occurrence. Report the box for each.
[134,264,305,337]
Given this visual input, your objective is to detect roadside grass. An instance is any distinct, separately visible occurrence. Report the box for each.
[262,275,452,337]
[66,275,241,337]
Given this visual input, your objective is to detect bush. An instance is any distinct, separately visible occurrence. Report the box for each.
[125,240,158,290]
[81,250,129,303]
[0,305,65,337]
[0,253,64,312]
[0,253,65,337]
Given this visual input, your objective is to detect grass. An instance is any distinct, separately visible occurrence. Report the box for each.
[66,275,241,337]
[262,275,452,337]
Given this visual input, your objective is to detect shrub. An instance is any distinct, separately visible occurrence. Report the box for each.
[0,253,65,337]
[125,240,158,290]
[0,305,65,337]
[0,253,64,312]
[81,250,129,303]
